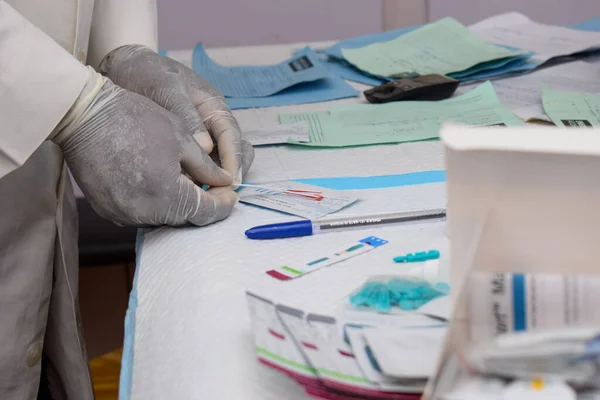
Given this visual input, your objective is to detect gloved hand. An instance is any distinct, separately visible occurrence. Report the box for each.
[51,67,239,227]
[98,45,255,185]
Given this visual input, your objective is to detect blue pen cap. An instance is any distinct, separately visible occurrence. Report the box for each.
[245,220,313,239]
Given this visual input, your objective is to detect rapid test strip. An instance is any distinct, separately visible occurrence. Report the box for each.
[266,236,388,281]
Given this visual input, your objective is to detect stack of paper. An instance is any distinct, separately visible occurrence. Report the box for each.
[471,12,600,66]
[321,14,600,88]
[455,61,600,122]
[246,292,449,400]
[278,82,524,148]
[322,27,418,87]
[340,18,533,82]
[192,44,358,109]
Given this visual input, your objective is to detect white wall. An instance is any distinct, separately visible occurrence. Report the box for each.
[428,0,600,26]
[157,0,600,51]
[157,0,384,50]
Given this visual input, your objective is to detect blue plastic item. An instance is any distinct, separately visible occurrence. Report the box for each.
[393,249,440,263]
[245,220,313,239]
[350,278,449,312]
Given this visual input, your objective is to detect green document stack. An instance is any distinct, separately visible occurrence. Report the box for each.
[341,18,530,80]
[279,82,524,148]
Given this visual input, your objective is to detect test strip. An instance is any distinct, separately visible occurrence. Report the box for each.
[266,236,388,281]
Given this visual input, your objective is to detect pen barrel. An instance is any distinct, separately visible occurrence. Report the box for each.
[245,220,314,239]
[316,209,446,231]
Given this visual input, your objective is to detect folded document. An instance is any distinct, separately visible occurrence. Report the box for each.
[341,18,530,80]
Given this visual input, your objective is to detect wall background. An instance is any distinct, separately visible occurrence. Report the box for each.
[428,0,600,26]
[157,0,383,50]
[157,0,600,50]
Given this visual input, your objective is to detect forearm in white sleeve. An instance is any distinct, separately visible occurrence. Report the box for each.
[88,0,158,69]
[0,1,88,179]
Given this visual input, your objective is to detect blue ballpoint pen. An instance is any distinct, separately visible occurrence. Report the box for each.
[245,208,446,239]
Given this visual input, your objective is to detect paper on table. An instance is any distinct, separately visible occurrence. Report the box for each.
[239,181,359,219]
[279,82,524,148]
[244,122,310,146]
[363,326,447,379]
[470,12,600,65]
[453,57,536,84]
[341,18,527,78]
[344,327,426,392]
[225,77,358,110]
[325,26,418,60]
[542,86,600,127]
[456,61,600,121]
[192,44,329,98]
[324,58,386,87]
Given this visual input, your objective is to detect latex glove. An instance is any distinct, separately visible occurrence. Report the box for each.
[98,45,255,185]
[51,67,239,227]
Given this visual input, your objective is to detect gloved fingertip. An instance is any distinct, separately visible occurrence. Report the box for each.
[194,132,214,153]
[217,169,234,187]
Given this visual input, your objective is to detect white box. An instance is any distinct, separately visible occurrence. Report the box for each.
[425,123,600,398]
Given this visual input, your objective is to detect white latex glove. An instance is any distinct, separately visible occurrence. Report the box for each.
[99,45,255,185]
[51,67,239,227]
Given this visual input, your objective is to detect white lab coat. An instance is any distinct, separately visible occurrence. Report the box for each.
[0,1,157,398]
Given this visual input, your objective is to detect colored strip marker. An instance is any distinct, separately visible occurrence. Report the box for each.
[266,236,387,281]
[267,270,292,281]
[301,342,318,350]
[269,329,286,340]
[282,266,303,276]
[307,257,329,266]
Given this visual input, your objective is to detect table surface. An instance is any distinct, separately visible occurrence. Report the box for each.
[123,41,477,400]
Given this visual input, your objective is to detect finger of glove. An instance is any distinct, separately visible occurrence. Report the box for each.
[192,130,214,154]
[159,88,215,153]
[180,134,232,187]
[184,183,239,226]
[195,96,243,184]
[241,139,255,178]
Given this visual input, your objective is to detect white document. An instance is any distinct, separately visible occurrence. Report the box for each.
[363,326,448,379]
[239,181,359,219]
[345,327,425,392]
[246,293,315,378]
[470,12,600,64]
[244,122,310,146]
[456,61,600,121]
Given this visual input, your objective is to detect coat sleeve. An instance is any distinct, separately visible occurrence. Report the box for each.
[0,1,88,179]
[88,0,158,69]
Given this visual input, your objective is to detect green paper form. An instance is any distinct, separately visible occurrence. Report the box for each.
[341,18,527,78]
[542,87,600,127]
[279,81,524,148]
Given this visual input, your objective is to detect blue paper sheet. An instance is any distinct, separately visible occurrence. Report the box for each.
[571,17,600,32]
[324,58,386,87]
[225,77,358,109]
[325,26,419,60]
[191,45,358,109]
[296,48,386,87]
[192,44,329,98]
[456,57,537,82]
